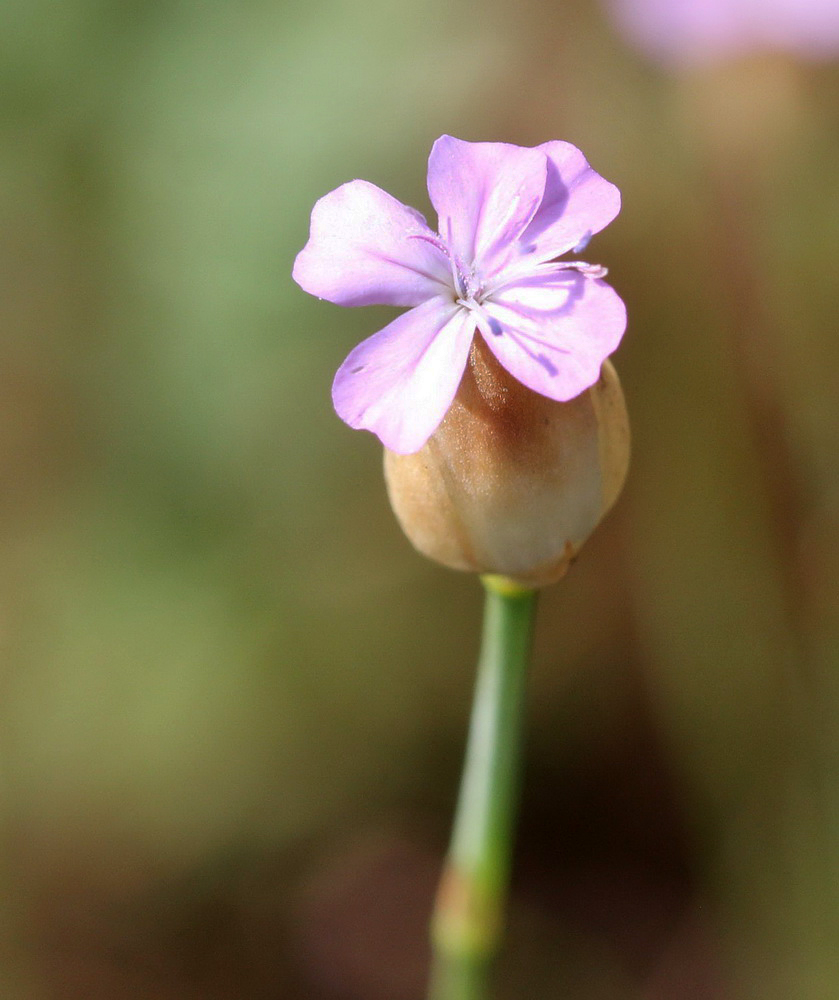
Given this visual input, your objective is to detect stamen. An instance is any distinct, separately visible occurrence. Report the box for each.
[408,229,473,299]
[560,260,608,279]
[407,232,451,256]
[482,259,607,299]
[452,260,469,299]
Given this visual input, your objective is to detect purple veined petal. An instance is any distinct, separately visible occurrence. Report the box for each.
[517,142,621,264]
[426,136,547,276]
[481,272,626,402]
[293,180,452,308]
[332,296,477,454]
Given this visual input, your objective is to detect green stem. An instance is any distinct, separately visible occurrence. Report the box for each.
[428,574,538,1000]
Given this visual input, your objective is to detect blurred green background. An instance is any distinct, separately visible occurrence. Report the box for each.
[2,0,838,997]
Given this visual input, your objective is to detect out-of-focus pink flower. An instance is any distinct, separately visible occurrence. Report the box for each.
[293,136,625,455]
[606,0,839,67]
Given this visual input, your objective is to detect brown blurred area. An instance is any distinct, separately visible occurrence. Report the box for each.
[1,0,838,997]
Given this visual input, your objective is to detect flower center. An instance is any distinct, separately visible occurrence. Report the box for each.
[452,258,482,304]
[407,230,483,304]
[408,227,609,335]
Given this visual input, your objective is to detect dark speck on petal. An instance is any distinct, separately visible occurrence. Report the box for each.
[350,365,366,374]
[488,318,503,337]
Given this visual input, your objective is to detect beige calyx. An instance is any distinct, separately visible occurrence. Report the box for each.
[383,337,630,588]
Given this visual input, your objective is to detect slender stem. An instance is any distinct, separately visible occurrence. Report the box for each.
[428,574,538,1000]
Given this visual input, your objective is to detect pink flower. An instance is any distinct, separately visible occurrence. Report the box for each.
[605,0,839,67]
[293,136,625,455]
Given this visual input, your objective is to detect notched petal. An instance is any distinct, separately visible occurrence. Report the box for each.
[293,180,450,308]
[332,297,476,453]
[427,136,547,275]
[482,274,626,402]
[518,142,621,263]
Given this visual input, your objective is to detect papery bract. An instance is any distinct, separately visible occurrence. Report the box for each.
[293,136,625,454]
[605,0,839,67]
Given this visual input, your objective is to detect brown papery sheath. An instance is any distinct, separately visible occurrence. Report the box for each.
[384,336,630,587]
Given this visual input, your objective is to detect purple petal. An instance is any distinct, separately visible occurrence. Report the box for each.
[481,273,626,401]
[606,0,839,66]
[332,297,476,454]
[518,142,621,263]
[293,180,451,307]
[606,0,749,65]
[426,136,547,276]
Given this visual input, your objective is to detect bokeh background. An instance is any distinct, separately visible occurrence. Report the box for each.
[2,0,838,997]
